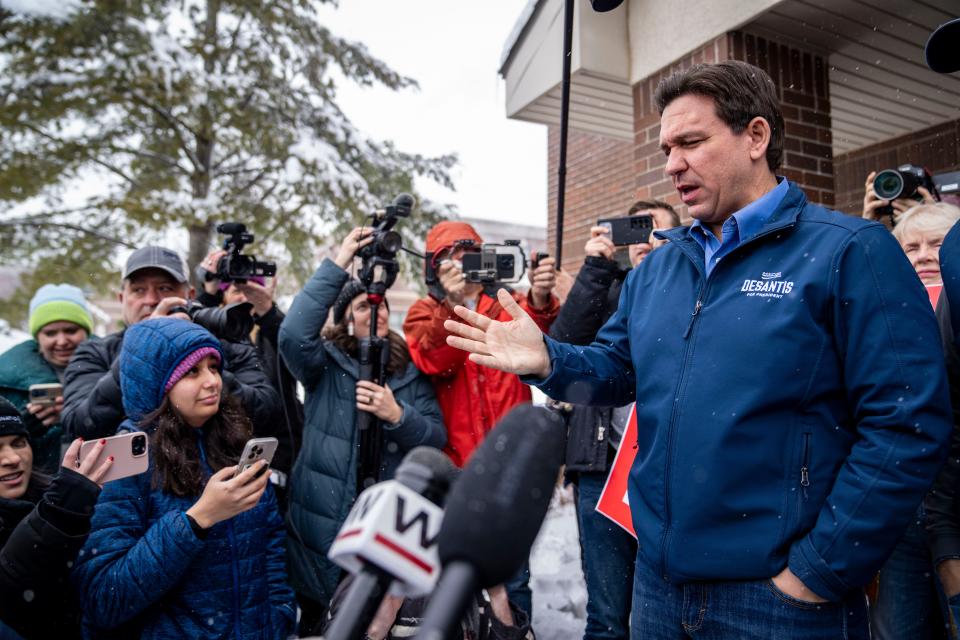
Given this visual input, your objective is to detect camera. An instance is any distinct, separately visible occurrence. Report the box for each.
[425,240,537,286]
[169,300,254,342]
[356,193,414,294]
[460,241,528,284]
[131,434,147,457]
[213,222,276,283]
[598,214,653,246]
[873,165,938,203]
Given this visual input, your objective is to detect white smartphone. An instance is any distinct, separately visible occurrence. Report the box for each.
[78,431,149,483]
[235,437,279,478]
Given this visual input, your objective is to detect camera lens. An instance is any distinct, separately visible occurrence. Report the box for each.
[378,231,402,254]
[874,170,905,200]
[131,435,146,456]
[248,451,256,460]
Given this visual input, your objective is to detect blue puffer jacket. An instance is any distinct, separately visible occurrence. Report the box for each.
[278,259,447,607]
[533,182,952,602]
[72,422,296,639]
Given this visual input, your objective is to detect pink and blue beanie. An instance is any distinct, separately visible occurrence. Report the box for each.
[119,318,224,421]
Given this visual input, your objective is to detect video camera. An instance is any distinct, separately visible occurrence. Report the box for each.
[873,164,960,218]
[213,222,277,283]
[356,194,414,294]
[425,241,548,287]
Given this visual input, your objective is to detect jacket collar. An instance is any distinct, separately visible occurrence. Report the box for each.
[653,182,807,249]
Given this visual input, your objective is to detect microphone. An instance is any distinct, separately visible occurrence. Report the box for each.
[417,404,567,640]
[324,447,458,640]
[590,0,624,10]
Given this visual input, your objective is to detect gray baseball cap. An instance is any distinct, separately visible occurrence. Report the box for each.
[122,246,189,283]
[926,18,960,74]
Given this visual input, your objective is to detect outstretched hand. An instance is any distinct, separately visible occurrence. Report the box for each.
[444,288,552,378]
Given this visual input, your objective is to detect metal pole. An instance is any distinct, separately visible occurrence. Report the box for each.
[555,0,574,266]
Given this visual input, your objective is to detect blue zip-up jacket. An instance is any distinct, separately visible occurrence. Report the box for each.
[533,183,952,601]
[72,421,296,639]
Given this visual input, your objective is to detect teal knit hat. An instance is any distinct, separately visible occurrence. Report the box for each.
[28,284,94,337]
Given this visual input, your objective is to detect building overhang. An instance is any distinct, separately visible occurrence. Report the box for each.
[501,0,960,155]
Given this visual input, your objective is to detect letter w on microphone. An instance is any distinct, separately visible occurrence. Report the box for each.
[328,480,443,596]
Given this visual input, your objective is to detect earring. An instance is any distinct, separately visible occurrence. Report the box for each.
[348,321,355,336]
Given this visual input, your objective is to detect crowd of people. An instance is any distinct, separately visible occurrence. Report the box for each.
[1,54,960,640]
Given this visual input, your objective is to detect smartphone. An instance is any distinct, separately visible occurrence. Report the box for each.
[78,431,149,483]
[235,437,279,479]
[28,383,63,407]
[598,214,653,246]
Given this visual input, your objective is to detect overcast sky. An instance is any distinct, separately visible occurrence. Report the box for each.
[316,1,548,226]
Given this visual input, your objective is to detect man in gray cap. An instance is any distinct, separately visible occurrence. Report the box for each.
[62,246,280,439]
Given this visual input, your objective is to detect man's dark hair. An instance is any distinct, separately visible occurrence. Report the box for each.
[628,199,681,227]
[654,60,784,172]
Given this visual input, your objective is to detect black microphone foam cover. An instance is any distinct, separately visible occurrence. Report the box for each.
[394,446,459,507]
[436,404,566,587]
[590,0,624,11]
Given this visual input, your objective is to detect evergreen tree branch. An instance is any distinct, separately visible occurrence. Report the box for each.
[18,121,139,187]
[0,216,137,248]
[128,92,203,169]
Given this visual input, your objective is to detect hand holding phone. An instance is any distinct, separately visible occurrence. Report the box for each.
[186,462,271,529]
[78,432,149,484]
[28,383,62,407]
[62,438,114,486]
[234,437,278,479]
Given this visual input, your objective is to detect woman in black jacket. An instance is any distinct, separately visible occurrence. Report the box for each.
[0,397,110,640]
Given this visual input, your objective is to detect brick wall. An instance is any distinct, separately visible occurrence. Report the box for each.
[833,119,960,215]
[546,126,637,273]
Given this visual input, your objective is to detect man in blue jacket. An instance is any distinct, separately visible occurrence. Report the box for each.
[445,60,952,639]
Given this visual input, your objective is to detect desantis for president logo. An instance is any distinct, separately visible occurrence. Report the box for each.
[740,272,794,299]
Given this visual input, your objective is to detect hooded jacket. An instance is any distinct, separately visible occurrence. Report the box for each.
[277,259,446,607]
[404,221,560,467]
[532,182,952,602]
[0,340,67,473]
[61,329,280,441]
[72,422,296,640]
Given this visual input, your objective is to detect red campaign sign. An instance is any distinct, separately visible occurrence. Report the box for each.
[595,404,638,539]
[595,284,944,540]
[928,284,943,309]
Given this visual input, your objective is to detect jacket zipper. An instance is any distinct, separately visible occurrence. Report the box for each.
[658,222,798,581]
[800,432,811,502]
[197,432,242,638]
[659,278,709,580]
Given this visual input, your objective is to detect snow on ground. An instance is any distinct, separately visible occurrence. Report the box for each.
[530,485,587,640]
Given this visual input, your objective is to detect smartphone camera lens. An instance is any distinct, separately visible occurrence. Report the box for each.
[131,435,147,456]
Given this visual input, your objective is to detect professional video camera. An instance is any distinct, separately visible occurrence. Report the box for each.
[873,164,960,219]
[425,241,548,287]
[355,193,415,494]
[356,194,414,295]
[212,222,277,283]
[168,300,254,342]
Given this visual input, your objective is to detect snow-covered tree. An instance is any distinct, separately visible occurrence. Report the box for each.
[0,0,454,320]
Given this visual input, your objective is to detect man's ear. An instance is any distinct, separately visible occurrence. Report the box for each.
[746,116,772,163]
[187,286,196,299]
